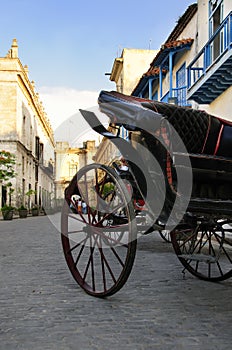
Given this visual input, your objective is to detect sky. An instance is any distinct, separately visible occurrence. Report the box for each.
[0,0,195,139]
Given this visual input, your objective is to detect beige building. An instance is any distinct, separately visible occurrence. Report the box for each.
[93,126,120,165]
[132,1,232,120]
[0,39,55,209]
[55,140,97,202]
[96,48,157,165]
[109,48,157,95]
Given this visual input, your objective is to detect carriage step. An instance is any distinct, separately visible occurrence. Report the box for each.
[178,254,217,263]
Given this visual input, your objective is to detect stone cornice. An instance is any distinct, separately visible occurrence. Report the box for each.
[16,73,55,147]
[0,54,55,148]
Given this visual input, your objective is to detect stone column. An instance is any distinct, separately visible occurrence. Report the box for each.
[11,38,18,58]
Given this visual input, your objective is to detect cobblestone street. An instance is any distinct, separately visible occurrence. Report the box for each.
[1,214,232,350]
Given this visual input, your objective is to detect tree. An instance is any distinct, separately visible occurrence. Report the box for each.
[0,150,16,183]
[0,150,16,206]
[25,189,37,210]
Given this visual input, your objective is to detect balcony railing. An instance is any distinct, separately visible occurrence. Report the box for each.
[172,86,188,106]
[160,86,188,106]
[188,12,232,89]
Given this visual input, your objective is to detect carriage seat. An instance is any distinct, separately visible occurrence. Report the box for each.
[98,90,232,158]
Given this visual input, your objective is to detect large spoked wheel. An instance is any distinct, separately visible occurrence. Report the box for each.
[61,163,137,297]
[171,219,232,281]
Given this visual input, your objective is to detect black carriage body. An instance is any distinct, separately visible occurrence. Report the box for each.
[62,91,232,296]
[96,90,232,220]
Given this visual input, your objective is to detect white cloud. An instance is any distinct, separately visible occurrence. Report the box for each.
[38,86,99,129]
[38,86,108,147]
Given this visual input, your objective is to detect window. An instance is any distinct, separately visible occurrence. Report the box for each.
[209,0,224,59]
[22,115,26,142]
[22,156,25,175]
[30,125,33,150]
[176,63,187,106]
[69,162,78,179]
[209,0,224,37]
[35,165,38,181]
[39,143,44,164]
[35,137,40,159]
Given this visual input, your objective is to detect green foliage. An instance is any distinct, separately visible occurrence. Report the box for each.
[18,205,27,211]
[102,183,115,197]
[1,204,14,211]
[0,150,16,185]
[25,189,37,197]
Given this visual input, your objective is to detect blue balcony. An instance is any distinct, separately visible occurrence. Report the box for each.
[160,86,189,106]
[187,12,232,104]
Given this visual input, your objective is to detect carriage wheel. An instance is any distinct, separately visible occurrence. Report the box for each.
[61,163,137,297]
[171,219,232,281]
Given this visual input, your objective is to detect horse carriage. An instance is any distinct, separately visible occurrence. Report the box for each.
[61,90,232,297]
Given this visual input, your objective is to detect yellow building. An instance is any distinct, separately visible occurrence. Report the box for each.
[0,39,55,209]
[109,48,157,95]
[55,140,97,203]
[96,48,157,165]
[93,126,120,165]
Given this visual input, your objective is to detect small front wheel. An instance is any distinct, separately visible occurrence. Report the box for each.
[61,163,137,297]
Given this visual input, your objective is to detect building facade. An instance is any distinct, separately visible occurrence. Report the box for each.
[55,140,97,203]
[95,1,232,167]
[109,48,157,95]
[95,49,158,165]
[93,127,121,166]
[132,1,232,120]
[0,39,55,209]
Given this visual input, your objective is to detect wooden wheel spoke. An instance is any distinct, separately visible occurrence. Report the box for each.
[91,210,98,225]
[215,260,224,276]
[77,175,95,223]
[94,225,129,246]
[178,231,196,250]
[75,243,86,266]
[67,229,85,234]
[214,232,232,264]
[198,237,208,253]
[190,229,207,254]
[90,244,96,292]
[67,236,88,254]
[83,235,97,283]
[110,246,125,267]
[97,245,117,284]
[100,247,107,292]
[96,203,126,227]
[98,173,109,196]
[68,213,87,224]
[207,232,218,257]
